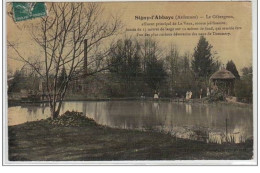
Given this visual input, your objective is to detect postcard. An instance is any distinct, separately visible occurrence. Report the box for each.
[3,0,257,165]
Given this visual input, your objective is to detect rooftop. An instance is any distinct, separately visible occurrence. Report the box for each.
[210,68,236,80]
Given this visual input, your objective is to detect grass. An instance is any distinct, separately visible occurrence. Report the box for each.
[8,111,253,161]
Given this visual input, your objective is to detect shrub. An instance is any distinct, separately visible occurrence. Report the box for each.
[208,91,225,102]
[234,79,252,103]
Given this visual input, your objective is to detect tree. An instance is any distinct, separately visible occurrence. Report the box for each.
[234,66,252,103]
[165,44,179,94]
[57,67,67,88]
[108,38,142,96]
[241,66,252,77]
[177,52,196,96]
[145,56,167,92]
[192,36,220,80]
[109,39,141,80]
[182,52,191,74]
[226,60,240,79]
[8,2,121,119]
[140,39,162,72]
[8,70,24,93]
[138,39,166,93]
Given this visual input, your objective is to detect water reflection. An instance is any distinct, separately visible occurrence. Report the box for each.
[185,104,192,115]
[8,101,253,143]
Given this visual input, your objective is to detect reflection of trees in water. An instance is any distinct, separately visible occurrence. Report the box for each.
[97,101,159,129]
[154,103,251,143]
[41,103,46,114]
[152,102,162,125]
[107,101,115,111]
[105,101,138,128]
[27,107,32,116]
[61,102,65,111]
[81,101,253,141]
[82,102,108,126]
[90,101,114,127]
[140,102,161,128]
[195,105,251,143]
[26,106,37,115]
[82,102,87,116]
[15,104,50,123]
[153,102,159,111]
[204,105,253,142]
[185,104,192,115]
[94,102,98,120]
[227,107,252,140]
[16,101,252,143]
[23,105,40,121]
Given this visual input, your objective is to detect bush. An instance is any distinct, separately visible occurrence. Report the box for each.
[234,79,252,103]
[47,111,97,127]
[207,91,225,102]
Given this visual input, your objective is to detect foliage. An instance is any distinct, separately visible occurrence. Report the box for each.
[8,70,24,93]
[47,111,97,127]
[108,39,142,96]
[190,36,221,98]
[165,44,179,79]
[57,67,68,89]
[208,92,225,102]
[234,80,252,103]
[241,66,252,77]
[108,38,168,96]
[9,21,253,102]
[144,56,167,91]
[8,69,40,93]
[234,66,252,103]
[164,48,196,97]
[226,60,240,79]
[192,36,220,79]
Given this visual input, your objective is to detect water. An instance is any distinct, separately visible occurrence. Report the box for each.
[8,101,253,143]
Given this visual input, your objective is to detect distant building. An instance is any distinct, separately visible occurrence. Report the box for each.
[210,68,236,96]
[72,39,89,93]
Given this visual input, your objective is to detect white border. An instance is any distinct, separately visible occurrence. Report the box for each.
[2,0,258,166]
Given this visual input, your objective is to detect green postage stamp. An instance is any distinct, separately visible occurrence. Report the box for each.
[12,2,47,22]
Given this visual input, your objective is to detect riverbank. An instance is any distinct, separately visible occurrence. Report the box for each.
[8,111,253,161]
[8,97,252,108]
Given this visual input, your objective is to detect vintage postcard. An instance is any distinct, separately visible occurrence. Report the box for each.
[3,0,257,165]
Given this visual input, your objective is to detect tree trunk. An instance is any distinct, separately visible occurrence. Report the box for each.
[49,101,60,119]
[51,110,59,119]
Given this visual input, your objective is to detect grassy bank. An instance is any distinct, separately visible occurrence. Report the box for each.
[9,111,253,161]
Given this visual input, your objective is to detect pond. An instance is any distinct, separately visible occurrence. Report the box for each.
[8,101,253,143]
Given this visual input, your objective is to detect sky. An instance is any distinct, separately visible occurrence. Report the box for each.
[6,1,252,73]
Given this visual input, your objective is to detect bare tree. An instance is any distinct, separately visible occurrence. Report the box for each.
[140,39,162,71]
[8,2,121,119]
[165,44,179,94]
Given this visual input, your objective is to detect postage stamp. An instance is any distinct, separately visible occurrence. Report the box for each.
[12,2,47,22]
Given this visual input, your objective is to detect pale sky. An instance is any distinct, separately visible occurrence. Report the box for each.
[7,1,252,73]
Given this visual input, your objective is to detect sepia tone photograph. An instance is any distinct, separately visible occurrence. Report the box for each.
[3,0,257,165]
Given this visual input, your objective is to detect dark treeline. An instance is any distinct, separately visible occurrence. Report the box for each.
[105,36,221,98]
[104,36,252,102]
[8,36,252,102]
[234,66,252,103]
